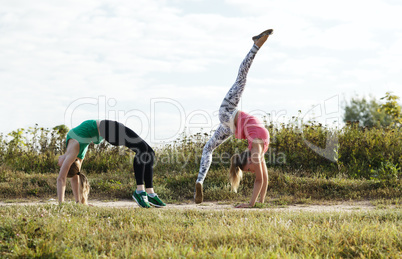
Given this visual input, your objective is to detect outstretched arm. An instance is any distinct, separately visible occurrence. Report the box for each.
[57,139,79,204]
[244,161,264,207]
[258,161,269,203]
[236,141,266,208]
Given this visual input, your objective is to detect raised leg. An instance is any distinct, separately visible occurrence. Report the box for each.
[218,44,260,125]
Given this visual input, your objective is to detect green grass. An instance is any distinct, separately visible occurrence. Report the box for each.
[0,203,401,258]
[1,123,402,257]
[2,122,402,181]
[371,198,402,209]
[1,166,401,204]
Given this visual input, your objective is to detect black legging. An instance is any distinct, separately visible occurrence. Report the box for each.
[99,120,154,188]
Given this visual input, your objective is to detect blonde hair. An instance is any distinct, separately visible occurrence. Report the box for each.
[229,151,249,192]
[78,173,90,205]
[67,160,90,205]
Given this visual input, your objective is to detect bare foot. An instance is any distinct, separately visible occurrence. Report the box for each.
[253,29,273,47]
[254,35,269,48]
[194,182,203,204]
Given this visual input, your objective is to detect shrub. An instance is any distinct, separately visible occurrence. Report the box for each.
[1,121,402,181]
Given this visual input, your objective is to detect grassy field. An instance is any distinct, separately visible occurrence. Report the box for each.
[1,166,401,258]
[1,123,402,257]
[1,167,401,205]
[1,203,401,258]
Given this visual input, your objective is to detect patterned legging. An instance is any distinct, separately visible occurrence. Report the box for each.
[196,44,260,183]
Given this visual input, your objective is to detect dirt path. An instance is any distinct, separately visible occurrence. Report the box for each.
[0,199,378,212]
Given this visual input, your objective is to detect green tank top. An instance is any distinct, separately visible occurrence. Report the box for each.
[65,120,104,159]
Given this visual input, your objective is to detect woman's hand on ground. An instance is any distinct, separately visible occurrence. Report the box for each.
[235,203,252,208]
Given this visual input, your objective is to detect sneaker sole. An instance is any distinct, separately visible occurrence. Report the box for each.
[132,194,151,208]
[149,202,166,208]
[195,182,203,204]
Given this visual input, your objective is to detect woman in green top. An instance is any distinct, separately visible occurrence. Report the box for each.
[57,119,165,208]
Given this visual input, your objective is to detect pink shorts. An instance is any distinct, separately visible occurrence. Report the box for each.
[247,127,270,153]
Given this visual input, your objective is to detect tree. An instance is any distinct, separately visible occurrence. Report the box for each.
[53,124,69,138]
[378,92,402,127]
[343,95,393,127]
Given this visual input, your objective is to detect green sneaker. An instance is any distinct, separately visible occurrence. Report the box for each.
[148,194,166,208]
[132,191,151,208]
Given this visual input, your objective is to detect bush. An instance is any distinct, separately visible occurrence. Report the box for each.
[1,121,401,181]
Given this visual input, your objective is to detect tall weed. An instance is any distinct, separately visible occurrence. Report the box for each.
[1,121,401,181]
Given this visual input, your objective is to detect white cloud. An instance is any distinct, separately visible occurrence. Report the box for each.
[344,69,385,83]
[0,0,402,144]
[275,56,341,77]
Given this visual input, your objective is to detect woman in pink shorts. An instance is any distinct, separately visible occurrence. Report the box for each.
[195,29,273,208]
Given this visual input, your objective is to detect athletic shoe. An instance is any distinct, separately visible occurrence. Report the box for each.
[194,182,203,204]
[252,29,274,42]
[148,194,166,208]
[132,191,151,208]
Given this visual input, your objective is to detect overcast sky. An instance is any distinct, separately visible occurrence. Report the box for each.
[1,0,401,144]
